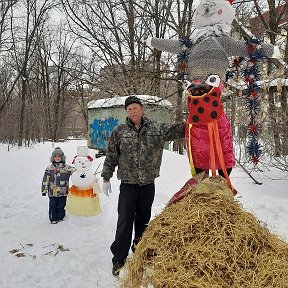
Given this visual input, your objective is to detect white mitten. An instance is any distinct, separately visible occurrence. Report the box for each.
[102,181,112,197]
[272,45,281,59]
[145,37,152,47]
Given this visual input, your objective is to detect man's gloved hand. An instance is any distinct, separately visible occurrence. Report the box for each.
[102,181,112,197]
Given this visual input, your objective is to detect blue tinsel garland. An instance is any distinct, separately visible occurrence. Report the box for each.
[177,37,192,80]
[226,38,267,163]
[243,37,266,163]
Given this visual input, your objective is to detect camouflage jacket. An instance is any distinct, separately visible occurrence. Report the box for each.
[41,162,75,197]
[101,117,185,185]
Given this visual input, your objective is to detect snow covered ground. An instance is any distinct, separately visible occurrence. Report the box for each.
[0,139,287,288]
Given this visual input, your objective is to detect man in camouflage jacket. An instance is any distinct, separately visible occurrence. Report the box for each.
[101,96,185,276]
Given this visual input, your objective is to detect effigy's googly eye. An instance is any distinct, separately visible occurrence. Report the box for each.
[205,75,221,87]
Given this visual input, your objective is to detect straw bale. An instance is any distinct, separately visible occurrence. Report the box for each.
[121,176,288,288]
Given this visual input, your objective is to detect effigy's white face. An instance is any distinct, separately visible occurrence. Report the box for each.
[198,0,217,17]
[193,0,234,29]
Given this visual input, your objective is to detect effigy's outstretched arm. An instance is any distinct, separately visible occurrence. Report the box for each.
[219,36,280,59]
[146,37,184,55]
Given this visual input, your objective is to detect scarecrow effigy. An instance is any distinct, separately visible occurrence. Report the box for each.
[119,0,286,286]
[65,146,102,216]
[146,0,280,189]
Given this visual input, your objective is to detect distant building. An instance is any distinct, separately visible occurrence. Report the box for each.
[249,5,288,38]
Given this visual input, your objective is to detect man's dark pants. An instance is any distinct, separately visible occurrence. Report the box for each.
[111,182,155,264]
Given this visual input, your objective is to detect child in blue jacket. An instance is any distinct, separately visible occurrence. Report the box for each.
[41,147,75,224]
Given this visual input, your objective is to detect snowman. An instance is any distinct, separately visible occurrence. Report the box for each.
[65,146,102,216]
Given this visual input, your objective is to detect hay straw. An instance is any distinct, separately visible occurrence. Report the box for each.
[121,176,288,288]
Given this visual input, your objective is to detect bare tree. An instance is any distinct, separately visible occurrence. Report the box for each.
[0,0,18,51]
[60,0,178,96]
[280,27,288,156]
[252,0,288,157]
[47,24,77,141]
[8,0,56,146]
[141,0,195,153]
[60,0,195,154]
[35,28,53,139]
[0,0,19,115]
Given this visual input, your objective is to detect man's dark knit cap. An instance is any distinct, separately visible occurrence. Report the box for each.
[124,96,143,109]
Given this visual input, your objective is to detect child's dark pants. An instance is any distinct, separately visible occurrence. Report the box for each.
[49,196,67,222]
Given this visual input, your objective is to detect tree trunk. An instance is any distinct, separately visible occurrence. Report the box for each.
[280,29,288,155]
[52,86,61,142]
[18,75,27,146]
[268,90,281,157]
[280,87,288,156]
[173,82,184,154]
[151,49,162,96]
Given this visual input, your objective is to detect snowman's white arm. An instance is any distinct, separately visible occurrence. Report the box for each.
[146,37,184,55]
[94,163,101,175]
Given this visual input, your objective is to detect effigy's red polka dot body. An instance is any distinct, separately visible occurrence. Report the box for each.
[187,82,224,124]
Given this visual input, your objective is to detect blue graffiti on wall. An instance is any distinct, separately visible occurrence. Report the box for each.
[90,117,119,149]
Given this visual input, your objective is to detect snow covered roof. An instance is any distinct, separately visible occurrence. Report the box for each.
[87,95,173,109]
